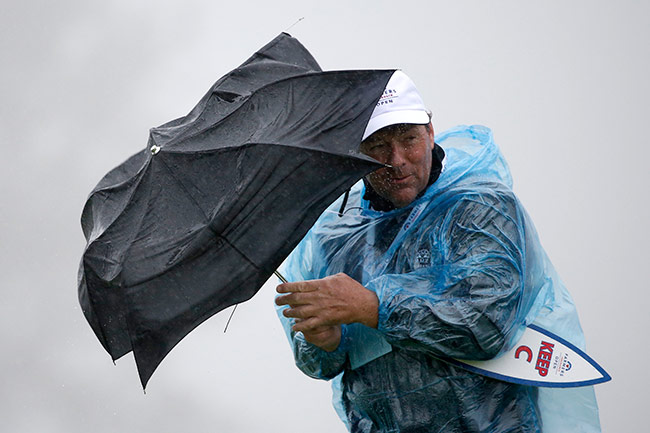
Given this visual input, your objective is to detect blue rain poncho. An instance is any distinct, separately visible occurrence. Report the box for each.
[276,125,601,432]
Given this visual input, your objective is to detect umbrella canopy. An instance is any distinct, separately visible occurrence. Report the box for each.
[78,32,394,388]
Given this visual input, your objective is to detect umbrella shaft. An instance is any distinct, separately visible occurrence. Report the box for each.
[274,270,288,284]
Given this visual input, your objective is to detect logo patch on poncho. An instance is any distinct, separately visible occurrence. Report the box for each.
[415,248,431,268]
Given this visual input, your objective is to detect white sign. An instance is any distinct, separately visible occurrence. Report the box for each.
[448,324,611,388]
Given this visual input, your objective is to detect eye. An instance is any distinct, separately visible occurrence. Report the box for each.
[396,129,418,141]
[400,135,418,149]
[364,142,387,153]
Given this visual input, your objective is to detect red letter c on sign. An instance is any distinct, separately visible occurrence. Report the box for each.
[515,345,533,363]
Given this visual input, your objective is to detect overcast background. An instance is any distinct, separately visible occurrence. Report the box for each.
[2,1,648,432]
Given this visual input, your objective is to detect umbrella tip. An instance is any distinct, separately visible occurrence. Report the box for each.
[285,17,304,33]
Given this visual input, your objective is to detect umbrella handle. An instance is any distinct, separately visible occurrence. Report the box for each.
[274,270,288,284]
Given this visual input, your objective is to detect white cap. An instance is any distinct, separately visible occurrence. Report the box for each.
[362,70,430,141]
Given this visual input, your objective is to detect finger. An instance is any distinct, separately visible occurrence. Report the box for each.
[275,293,299,306]
[282,305,315,320]
[275,292,316,307]
[275,294,290,306]
[301,325,332,334]
[276,281,319,294]
[292,316,325,333]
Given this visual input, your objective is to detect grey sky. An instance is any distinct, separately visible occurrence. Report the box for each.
[2,1,648,432]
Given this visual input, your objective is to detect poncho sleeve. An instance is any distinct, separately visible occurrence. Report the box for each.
[275,230,349,380]
[369,184,533,360]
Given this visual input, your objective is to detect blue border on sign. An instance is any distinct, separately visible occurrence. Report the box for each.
[444,325,611,388]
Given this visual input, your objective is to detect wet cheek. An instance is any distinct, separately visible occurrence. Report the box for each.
[369,170,388,182]
[367,172,391,192]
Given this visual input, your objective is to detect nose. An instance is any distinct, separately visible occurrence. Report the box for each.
[386,142,407,168]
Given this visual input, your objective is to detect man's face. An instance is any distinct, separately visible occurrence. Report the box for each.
[360,123,434,208]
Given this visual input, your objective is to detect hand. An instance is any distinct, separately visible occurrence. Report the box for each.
[275,273,379,333]
[299,324,342,352]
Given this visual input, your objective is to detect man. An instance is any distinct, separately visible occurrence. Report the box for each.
[275,71,601,432]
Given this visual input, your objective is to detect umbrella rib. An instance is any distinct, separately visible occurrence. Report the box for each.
[227,152,301,234]
[87,151,150,196]
[219,155,311,250]
[156,156,211,223]
[154,71,336,145]
[220,235,261,271]
[161,141,380,166]
[82,157,151,245]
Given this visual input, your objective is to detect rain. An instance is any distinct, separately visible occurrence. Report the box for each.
[1,1,648,432]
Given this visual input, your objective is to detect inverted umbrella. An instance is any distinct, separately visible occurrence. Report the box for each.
[78,32,393,388]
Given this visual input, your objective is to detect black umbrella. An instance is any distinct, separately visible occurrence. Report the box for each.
[78,32,393,388]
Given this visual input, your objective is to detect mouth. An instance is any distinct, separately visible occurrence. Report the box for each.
[390,174,412,184]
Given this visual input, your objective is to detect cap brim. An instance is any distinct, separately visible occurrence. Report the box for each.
[362,110,430,141]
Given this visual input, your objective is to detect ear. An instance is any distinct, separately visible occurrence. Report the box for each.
[427,122,435,150]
